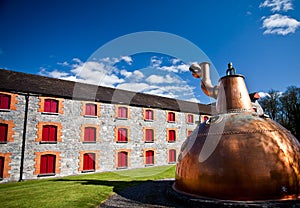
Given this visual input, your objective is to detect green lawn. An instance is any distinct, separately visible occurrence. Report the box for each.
[0,165,175,208]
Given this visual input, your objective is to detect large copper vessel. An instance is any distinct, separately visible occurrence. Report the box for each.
[174,63,300,200]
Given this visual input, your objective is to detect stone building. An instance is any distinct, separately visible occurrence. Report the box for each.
[0,69,212,182]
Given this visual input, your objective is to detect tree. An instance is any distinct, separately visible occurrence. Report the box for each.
[279,86,300,138]
[259,89,280,120]
[259,86,300,140]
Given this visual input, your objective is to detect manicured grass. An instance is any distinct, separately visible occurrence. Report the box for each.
[0,165,175,208]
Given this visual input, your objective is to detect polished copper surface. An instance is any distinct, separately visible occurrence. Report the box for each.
[216,75,253,114]
[174,67,300,201]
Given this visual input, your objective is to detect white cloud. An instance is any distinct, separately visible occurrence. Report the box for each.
[146,74,180,84]
[157,63,190,73]
[171,58,181,65]
[120,69,132,78]
[133,70,144,79]
[72,57,82,64]
[150,56,162,67]
[57,61,69,66]
[259,0,293,12]
[262,14,300,35]
[117,83,150,92]
[121,56,133,65]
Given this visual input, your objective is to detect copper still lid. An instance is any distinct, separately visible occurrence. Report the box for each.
[175,63,300,201]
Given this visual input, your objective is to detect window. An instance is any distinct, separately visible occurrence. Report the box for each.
[0,94,10,109]
[144,109,154,121]
[145,150,154,165]
[117,151,128,168]
[42,125,57,142]
[187,130,193,137]
[117,128,128,142]
[44,99,58,113]
[187,114,194,123]
[40,154,56,175]
[85,103,97,116]
[145,129,154,143]
[168,149,176,163]
[167,112,175,122]
[0,157,4,179]
[83,153,95,171]
[117,107,128,119]
[84,127,96,142]
[204,116,209,122]
[168,129,176,142]
[0,123,8,143]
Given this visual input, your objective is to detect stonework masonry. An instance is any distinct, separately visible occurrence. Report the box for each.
[0,70,212,182]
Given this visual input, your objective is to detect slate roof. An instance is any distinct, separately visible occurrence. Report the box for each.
[0,69,214,115]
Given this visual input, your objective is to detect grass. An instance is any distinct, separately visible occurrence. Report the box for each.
[0,165,175,208]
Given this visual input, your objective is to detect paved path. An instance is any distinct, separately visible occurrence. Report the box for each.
[99,179,300,208]
[99,179,184,208]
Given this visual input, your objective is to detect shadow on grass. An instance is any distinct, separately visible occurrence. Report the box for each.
[53,178,179,207]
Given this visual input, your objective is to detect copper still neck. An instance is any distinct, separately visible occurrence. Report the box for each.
[216,74,253,114]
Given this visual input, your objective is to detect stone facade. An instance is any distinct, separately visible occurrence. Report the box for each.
[0,72,211,183]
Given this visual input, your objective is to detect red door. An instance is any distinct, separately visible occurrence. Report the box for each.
[40,155,56,174]
[169,149,176,163]
[0,157,4,178]
[145,151,154,165]
[83,153,95,171]
[118,152,128,168]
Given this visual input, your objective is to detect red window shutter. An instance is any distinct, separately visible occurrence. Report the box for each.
[42,125,57,142]
[168,112,175,122]
[118,152,127,167]
[44,100,51,112]
[84,127,96,142]
[49,126,57,142]
[0,157,4,178]
[42,126,50,141]
[145,129,153,142]
[86,104,96,116]
[168,130,175,142]
[145,110,153,120]
[0,94,10,109]
[50,100,58,113]
[187,130,193,136]
[169,150,176,163]
[118,107,127,118]
[0,124,8,142]
[118,128,127,142]
[44,99,58,113]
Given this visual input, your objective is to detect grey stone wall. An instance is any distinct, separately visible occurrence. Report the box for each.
[0,93,202,182]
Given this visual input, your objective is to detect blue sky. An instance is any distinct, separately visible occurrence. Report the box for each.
[1,0,300,104]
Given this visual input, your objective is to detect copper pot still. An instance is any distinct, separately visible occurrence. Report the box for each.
[174,62,300,201]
